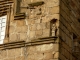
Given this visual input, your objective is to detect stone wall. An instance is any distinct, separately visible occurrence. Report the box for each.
[1,0,60,60]
[0,0,80,60]
[6,0,60,43]
[0,42,59,60]
[24,43,59,60]
[0,48,25,60]
[59,0,80,60]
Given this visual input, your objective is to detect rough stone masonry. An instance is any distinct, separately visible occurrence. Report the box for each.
[0,0,80,60]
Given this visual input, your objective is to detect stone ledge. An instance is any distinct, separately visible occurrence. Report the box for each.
[28,1,44,7]
[14,13,25,20]
[0,36,57,50]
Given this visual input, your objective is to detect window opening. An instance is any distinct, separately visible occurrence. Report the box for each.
[0,15,7,44]
[73,33,77,39]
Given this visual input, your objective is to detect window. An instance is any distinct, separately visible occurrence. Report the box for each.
[0,15,7,44]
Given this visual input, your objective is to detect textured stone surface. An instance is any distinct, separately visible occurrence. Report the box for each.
[1,0,80,60]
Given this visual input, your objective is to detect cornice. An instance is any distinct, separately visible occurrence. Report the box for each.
[0,36,57,50]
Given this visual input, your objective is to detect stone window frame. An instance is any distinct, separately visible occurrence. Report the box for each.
[0,4,13,44]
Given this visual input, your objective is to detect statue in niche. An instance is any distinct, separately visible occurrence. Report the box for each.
[50,19,57,36]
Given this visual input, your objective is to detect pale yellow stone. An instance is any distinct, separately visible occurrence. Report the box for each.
[53,52,59,59]
[49,6,59,14]
[46,0,59,7]
[19,33,27,41]
[42,29,50,37]
[29,31,35,39]
[36,23,42,30]
[35,30,43,36]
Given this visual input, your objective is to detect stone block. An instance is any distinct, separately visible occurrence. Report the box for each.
[7,49,15,57]
[9,34,18,42]
[14,48,22,57]
[53,44,59,51]
[9,26,15,33]
[42,29,50,37]
[49,14,59,20]
[43,52,54,60]
[36,43,54,52]
[16,26,28,33]
[42,14,59,23]
[21,26,28,32]
[42,16,50,22]
[29,31,35,39]
[4,58,15,60]
[49,6,59,14]
[16,20,26,26]
[27,19,35,24]
[29,14,36,19]
[46,22,50,29]
[27,46,37,54]
[34,53,43,60]
[16,27,21,33]
[46,0,59,7]
[22,0,31,4]
[19,33,27,41]
[30,24,37,31]
[36,43,56,52]
[15,56,24,60]
[41,23,47,29]
[53,52,59,59]
[42,7,50,15]
[27,53,43,60]
[0,50,7,59]
[35,30,43,37]
[4,38,9,43]
[36,23,42,30]
[35,19,41,23]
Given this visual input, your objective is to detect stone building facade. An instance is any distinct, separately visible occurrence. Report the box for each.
[0,0,80,60]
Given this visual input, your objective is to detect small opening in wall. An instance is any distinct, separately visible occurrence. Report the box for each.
[73,33,77,39]
[78,19,80,22]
